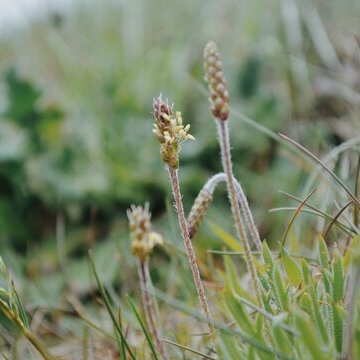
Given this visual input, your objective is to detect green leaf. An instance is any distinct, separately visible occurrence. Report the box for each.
[224,255,256,303]
[224,282,255,336]
[262,241,274,275]
[281,248,302,287]
[208,221,242,251]
[332,303,345,353]
[318,235,329,270]
[217,333,244,360]
[295,310,325,360]
[272,264,289,311]
[301,259,311,285]
[308,281,329,345]
[272,321,291,355]
[332,249,344,304]
[128,298,159,360]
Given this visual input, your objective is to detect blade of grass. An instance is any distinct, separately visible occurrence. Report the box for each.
[152,289,294,360]
[127,297,159,360]
[117,309,126,360]
[278,190,355,234]
[323,201,353,241]
[208,249,318,263]
[162,339,216,360]
[67,294,115,339]
[302,137,360,197]
[354,155,360,227]
[280,188,317,247]
[279,133,360,208]
[88,251,135,360]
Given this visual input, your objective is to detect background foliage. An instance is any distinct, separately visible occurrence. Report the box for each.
[0,0,359,358]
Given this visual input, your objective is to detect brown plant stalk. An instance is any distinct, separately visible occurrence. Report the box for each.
[204,40,262,307]
[127,204,169,359]
[152,96,215,346]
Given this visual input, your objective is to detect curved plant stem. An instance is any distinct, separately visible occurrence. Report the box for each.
[234,178,262,251]
[187,172,262,250]
[168,166,215,346]
[138,259,169,360]
[217,120,262,307]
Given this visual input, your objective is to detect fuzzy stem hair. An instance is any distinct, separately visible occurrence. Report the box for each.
[168,166,215,346]
[138,259,169,360]
[217,120,262,307]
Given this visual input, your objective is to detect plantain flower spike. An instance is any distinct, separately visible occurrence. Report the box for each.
[187,188,213,239]
[152,95,195,169]
[203,41,230,121]
[127,203,163,262]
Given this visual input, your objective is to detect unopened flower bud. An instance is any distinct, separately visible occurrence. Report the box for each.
[203,41,230,121]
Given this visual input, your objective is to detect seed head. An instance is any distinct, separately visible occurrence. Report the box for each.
[187,188,213,239]
[127,203,163,262]
[152,95,195,169]
[203,41,230,121]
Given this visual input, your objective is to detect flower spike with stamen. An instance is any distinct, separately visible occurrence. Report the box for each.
[152,95,195,169]
[127,204,169,360]
[152,96,215,346]
[128,203,163,263]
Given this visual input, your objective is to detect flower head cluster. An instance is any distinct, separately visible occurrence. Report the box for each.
[127,203,163,262]
[203,41,230,121]
[153,95,195,169]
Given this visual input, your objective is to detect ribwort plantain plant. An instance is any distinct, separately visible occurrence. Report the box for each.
[127,203,169,360]
[203,41,263,308]
[152,96,216,345]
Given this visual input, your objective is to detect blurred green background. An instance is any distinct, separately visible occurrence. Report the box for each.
[0,0,359,307]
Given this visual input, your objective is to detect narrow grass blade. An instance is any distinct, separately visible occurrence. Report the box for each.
[162,339,216,360]
[279,133,360,208]
[128,297,159,360]
[280,188,317,247]
[153,288,294,360]
[88,251,135,360]
[323,201,353,241]
[207,220,242,251]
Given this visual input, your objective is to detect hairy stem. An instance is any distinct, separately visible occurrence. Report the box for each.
[344,264,360,360]
[217,120,262,307]
[187,172,262,250]
[168,166,215,345]
[138,260,169,360]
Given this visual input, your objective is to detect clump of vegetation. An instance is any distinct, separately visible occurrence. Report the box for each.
[1,4,360,357]
[99,41,359,359]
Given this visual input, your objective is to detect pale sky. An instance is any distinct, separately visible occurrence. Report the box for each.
[0,0,76,35]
